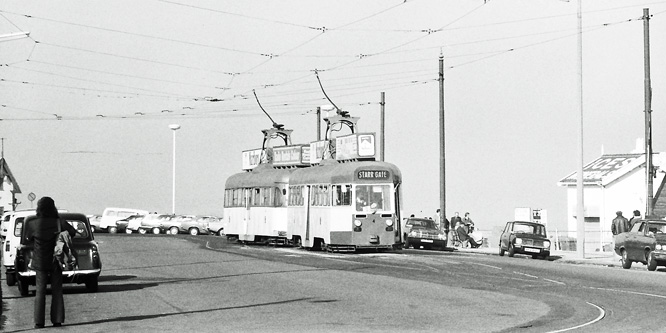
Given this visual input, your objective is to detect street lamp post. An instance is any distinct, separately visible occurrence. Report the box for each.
[169,124,181,215]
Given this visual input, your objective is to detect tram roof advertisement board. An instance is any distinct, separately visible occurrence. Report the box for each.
[242,148,262,170]
[273,144,310,167]
[335,133,376,161]
[309,140,327,164]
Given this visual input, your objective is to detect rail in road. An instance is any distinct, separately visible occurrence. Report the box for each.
[2,234,665,332]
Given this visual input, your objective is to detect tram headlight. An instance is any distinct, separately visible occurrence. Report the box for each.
[385,219,393,227]
[354,220,362,227]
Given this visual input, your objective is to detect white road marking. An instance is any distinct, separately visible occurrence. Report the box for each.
[543,278,566,285]
[468,262,502,270]
[513,271,539,279]
[587,286,666,299]
[547,302,605,333]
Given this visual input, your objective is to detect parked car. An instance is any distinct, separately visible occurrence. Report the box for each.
[138,214,173,234]
[179,215,212,235]
[16,213,101,296]
[402,217,447,250]
[498,221,550,259]
[161,215,185,235]
[116,214,144,234]
[207,216,225,236]
[614,218,666,271]
[87,215,102,232]
[99,207,149,233]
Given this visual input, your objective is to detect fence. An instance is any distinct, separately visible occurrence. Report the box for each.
[474,228,615,253]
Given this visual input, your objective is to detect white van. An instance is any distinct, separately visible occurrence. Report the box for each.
[100,207,149,233]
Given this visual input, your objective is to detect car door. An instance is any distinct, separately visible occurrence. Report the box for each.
[499,222,511,250]
[626,221,645,261]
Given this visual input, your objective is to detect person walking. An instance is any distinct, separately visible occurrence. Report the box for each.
[628,210,642,230]
[611,211,629,236]
[24,197,76,329]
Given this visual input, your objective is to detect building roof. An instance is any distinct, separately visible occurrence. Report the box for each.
[0,158,22,193]
[558,153,645,186]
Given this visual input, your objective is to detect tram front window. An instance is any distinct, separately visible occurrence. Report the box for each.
[355,185,391,212]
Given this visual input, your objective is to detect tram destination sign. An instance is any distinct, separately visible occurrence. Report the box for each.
[357,170,389,180]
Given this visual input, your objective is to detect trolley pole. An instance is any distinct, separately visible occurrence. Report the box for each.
[643,8,654,217]
[575,0,585,258]
[438,53,446,220]
[380,92,385,162]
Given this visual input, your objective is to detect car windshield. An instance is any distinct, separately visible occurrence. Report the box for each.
[647,222,666,234]
[513,223,546,237]
[408,219,436,229]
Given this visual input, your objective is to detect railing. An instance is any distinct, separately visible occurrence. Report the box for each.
[472,228,616,253]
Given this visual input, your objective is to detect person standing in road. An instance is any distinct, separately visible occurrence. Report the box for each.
[628,210,642,230]
[450,212,463,246]
[433,209,441,230]
[24,197,76,329]
[611,211,629,236]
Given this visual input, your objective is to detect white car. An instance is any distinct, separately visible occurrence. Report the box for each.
[99,207,149,233]
[207,216,225,236]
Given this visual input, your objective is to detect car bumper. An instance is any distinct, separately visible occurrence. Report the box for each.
[407,237,446,248]
[515,245,550,256]
[19,268,101,278]
[653,251,666,261]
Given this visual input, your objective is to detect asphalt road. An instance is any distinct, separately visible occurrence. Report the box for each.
[1,234,665,332]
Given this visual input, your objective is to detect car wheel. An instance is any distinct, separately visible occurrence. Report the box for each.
[125,228,133,234]
[189,228,199,236]
[85,277,99,292]
[138,228,147,235]
[217,229,224,236]
[404,237,411,249]
[169,226,179,235]
[18,278,29,296]
[6,271,16,286]
[499,244,505,256]
[508,244,515,257]
[532,254,539,259]
[108,226,118,234]
[152,227,161,235]
[621,249,632,269]
[647,251,657,271]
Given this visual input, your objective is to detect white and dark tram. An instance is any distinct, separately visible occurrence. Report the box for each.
[286,160,402,251]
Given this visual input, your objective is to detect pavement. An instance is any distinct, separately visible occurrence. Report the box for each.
[452,245,621,267]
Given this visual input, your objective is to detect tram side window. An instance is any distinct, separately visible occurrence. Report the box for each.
[275,187,286,207]
[355,185,392,212]
[333,185,351,206]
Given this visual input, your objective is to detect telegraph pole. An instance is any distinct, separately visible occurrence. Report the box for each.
[316,106,321,141]
[643,8,654,217]
[438,53,446,220]
[576,0,585,257]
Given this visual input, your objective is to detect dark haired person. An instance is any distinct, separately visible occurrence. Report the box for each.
[628,210,642,230]
[24,197,76,329]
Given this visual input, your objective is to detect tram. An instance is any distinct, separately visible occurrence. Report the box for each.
[287,160,402,251]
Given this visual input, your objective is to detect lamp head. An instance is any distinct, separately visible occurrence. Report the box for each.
[169,124,181,130]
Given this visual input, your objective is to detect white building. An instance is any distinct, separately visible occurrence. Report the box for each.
[558,144,666,252]
[0,158,21,214]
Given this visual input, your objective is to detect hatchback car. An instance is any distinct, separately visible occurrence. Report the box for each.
[16,213,102,296]
[614,219,666,271]
[207,216,225,236]
[499,221,550,259]
[179,215,211,235]
[402,218,447,250]
[138,214,176,234]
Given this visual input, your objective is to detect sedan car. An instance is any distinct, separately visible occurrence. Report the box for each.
[179,215,212,235]
[138,214,174,234]
[16,213,102,296]
[498,221,550,259]
[402,217,447,250]
[121,214,145,234]
[614,219,666,271]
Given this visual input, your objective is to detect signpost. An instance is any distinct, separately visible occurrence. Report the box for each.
[28,192,36,208]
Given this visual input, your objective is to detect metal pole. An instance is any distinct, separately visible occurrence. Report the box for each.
[172,129,177,215]
[643,8,654,217]
[438,53,446,220]
[316,107,321,141]
[576,0,585,257]
[380,92,385,162]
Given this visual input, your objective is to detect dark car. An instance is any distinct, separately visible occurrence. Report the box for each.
[498,221,550,259]
[402,218,447,250]
[15,213,102,296]
[614,219,666,271]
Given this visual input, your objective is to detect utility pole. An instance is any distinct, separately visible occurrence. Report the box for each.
[438,53,446,221]
[380,92,385,162]
[643,8,654,217]
[316,107,321,141]
[576,0,585,258]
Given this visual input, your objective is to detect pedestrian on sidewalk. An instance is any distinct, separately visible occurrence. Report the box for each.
[450,212,462,247]
[611,211,629,236]
[628,210,641,230]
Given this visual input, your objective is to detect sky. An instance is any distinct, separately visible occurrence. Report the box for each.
[0,0,665,232]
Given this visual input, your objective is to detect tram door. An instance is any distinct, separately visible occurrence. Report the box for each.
[243,188,250,238]
[394,183,402,244]
[305,185,311,243]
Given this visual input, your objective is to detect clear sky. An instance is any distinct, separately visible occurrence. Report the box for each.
[0,0,664,232]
